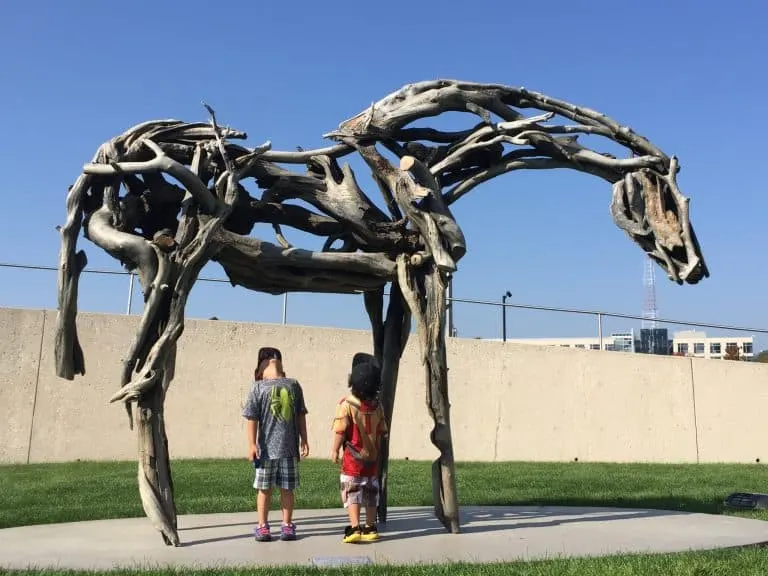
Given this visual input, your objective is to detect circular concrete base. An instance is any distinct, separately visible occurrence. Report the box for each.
[2,506,768,569]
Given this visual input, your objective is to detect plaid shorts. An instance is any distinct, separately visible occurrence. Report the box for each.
[340,474,379,508]
[253,458,300,491]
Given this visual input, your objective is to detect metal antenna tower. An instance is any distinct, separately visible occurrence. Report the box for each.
[642,256,658,329]
[642,256,659,352]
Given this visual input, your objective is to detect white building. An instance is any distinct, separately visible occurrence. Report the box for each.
[502,329,754,360]
[671,330,753,360]
[504,330,636,353]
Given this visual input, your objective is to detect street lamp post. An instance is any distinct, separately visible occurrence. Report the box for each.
[126,273,135,315]
[502,291,512,342]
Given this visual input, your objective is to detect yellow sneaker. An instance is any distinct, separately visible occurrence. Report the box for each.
[362,524,380,541]
[343,525,362,543]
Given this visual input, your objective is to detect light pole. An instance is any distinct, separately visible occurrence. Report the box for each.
[502,291,512,342]
[126,273,135,315]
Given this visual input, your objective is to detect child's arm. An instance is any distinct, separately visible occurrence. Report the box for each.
[330,431,344,463]
[243,383,260,461]
[246,419,259,461]
[294,382,310,458]
[298,412,309,458]
[330,398,349,463]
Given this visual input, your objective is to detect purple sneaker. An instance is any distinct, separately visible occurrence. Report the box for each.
[280,522,297,541]
[254,523,271,542]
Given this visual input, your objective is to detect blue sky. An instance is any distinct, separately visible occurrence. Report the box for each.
[1,0,766,348]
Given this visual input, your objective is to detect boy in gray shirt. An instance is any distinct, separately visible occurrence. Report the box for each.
[243,346,309,542]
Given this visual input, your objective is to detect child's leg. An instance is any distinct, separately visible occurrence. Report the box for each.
[340,475,364,543]
[361,477,381,541]
[279,489,294,525]
[364,506,377,526]
[276,458,299,538]
[257,489,273,526]
[254,460,278,528]
[347,503,361,528]
[365,476,380,524]
[277,458,299,523]
[340,476,362,526]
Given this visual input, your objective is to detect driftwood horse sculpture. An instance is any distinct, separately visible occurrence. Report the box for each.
[55,80,709,545]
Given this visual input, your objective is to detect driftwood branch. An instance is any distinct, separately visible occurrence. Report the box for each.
[213,229,395,294]
[55,172,91,380]
[351,143,463,273]
[371,281,410,525]
[83,140,219,215]
[55,79,708,544]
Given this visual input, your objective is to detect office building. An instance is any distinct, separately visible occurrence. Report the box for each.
[505,330,636,352]
[503,329,754,360]
[671,330,753,360]
[637,328,670,355]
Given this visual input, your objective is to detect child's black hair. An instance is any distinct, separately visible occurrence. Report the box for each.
[348,359,382,403]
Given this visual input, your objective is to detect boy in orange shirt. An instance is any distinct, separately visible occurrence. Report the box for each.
[330,357,388,543]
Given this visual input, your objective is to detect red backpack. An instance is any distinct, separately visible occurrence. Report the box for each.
[333,395,387,465]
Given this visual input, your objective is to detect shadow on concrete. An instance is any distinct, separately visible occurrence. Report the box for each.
[496,496,731,515]
[179,513,348,532]
[181,532,254,547]
[367,506,686,541]
[179,505,691,546]
[177,494,736,534]
[182,528,350,546]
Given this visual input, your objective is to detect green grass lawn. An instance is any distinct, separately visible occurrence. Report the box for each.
[2,458,767,529]
[0,548,766,576]
[1,550,768,576]
[2,459,768,575]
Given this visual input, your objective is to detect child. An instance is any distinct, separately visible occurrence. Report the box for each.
[243,346,309,542]
[330,357,388,543]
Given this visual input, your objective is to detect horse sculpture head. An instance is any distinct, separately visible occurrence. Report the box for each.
[611,160,708,284]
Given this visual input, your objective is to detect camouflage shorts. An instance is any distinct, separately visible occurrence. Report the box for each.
[339,474,379,508]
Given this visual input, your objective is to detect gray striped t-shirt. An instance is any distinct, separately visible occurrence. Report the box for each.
[243,377,308,460]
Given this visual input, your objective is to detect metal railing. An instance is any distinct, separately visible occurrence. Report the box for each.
[0,262,285,321]
[449,295,768,350]
[2,262,766,349]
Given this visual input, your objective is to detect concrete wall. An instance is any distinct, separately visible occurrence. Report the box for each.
[1,307,766,465]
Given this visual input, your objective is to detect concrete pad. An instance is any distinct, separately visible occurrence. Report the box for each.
[1,506,768,569]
